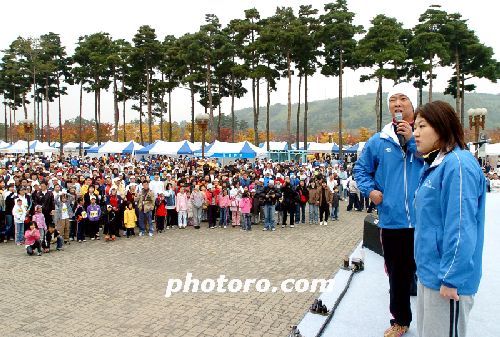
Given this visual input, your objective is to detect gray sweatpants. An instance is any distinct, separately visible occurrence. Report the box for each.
[417,282,474,337]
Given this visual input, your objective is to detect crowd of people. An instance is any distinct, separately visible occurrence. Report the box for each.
[0,153,370,256]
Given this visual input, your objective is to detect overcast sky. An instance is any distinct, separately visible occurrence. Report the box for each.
[1,0,499,126]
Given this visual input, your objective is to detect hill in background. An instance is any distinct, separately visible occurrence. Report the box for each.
[234,92,500,134]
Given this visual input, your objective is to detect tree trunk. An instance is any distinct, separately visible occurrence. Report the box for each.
[32,67,37,139]
[139,94,144,145]
[45,77,50,144]
[296,74,302,150]
[460,73,465,123]
[429,54,433,103]
[113,68,119,141]
[255,78,260,145]
[22,94,28,119]
[98,89,102,144]
[217,83,221,140]
[3,98,7,142]
[160,73,165,141]
[303,73,308,151]
[266,80,271,151]
[207,61,214,142]
[231,74,235,142]
[57,76,63,157]
[338,51,344,161]
[455,49,462,124]
[9,104,12,143]
[418,72,423,106]
[40,92,44,142]
[146,66,153,144]
[168,91,172,142]
[286,50,292,146]
[122,79,126,142]
[79,82,83,156]
[190,83,195,143]
[377,72,383,132]
[252,76,257,144]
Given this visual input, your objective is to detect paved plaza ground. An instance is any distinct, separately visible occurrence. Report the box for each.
[0,201,365,337]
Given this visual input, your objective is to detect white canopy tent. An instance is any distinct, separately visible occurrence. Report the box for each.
[206,140,268,159]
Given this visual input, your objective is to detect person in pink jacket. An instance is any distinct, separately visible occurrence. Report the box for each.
[175,187,189,229]
[217,189,230,228]
[239,192,253,231]
[25,221,42,256]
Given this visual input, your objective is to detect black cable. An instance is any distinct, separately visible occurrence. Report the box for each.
[315,270,356,337]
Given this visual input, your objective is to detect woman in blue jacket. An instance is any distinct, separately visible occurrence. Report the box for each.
[413,101,485,337]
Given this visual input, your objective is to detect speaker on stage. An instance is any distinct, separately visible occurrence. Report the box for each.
[363,214,383,256]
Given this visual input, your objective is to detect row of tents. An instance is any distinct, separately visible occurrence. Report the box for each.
[2,139,499,158]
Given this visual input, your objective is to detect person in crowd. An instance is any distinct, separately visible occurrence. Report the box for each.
[43,224,64,252]
[136,181,155,236]
[74,197,87,243]
[307,180,319,225]
[217,188,230,229]
[280,178,298,228]
[413,101,486,337]
[296,179,308,224]
[318,180,333,226]
[230,188,241,228]
[176,187,189,229]
[165,183,177,229]
[123,202,137,238]
[331,186,340,221]
[13,198,27,245]
[191,185,204,230]
[354,83,423,337]
[205,184,218,229]
[54,193,73,245]
[32,205,47,244]
[25,221,42,256]
[260,180,280,231]
[87,195,101,240]
[103,204,117,241]
[239,191,252,231]
[3,184,17,242]
[155,192,167,233]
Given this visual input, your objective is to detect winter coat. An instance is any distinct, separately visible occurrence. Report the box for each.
[414,147,486,295]
[176,193,189,212]
[123,208,137,229]
[24,229,40,246]
[136,188,155,213]
[354,122,423,229]
[318,187,333,206]
[32,212,47,230]
[86,204,101,222]
[308,187,319,205]
[239,197,252,214]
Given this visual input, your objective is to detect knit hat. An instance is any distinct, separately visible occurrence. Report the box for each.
[387,82,417,111]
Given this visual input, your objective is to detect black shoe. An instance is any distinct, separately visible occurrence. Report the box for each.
[310,299,319,312]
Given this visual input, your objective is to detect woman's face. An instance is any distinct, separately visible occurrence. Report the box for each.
[414,115,440,155]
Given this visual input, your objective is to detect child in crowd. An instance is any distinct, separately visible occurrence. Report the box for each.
[13,198,27,245]
[124,202,137,238]
[217,188,230,228]
[43,224,63,252]
[103,204,117,241]
[74,198,87,243]
[230,190,241,228]
[87,196,101,240]
[176,187,189,229]
[239,191,252,231]
[55,193,74,245]
[332,187,340,221]
[25,221,42,256]
[155,193,167,233]
[186,189,193,227]
[32,205,47,245]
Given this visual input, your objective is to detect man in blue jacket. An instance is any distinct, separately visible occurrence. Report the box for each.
[354,83,424,337]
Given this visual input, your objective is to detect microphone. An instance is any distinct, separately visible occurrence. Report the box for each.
[394,112,406,148]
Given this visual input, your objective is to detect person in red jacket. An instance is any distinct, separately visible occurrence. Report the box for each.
[155,193,167,233]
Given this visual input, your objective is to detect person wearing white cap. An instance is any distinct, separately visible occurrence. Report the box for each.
[354,82,424,337]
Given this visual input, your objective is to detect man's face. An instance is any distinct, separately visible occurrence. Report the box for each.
[389,93,414,122]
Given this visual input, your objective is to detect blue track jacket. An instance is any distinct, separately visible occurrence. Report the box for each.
[414,147,486,295]
[354,123,424,229]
